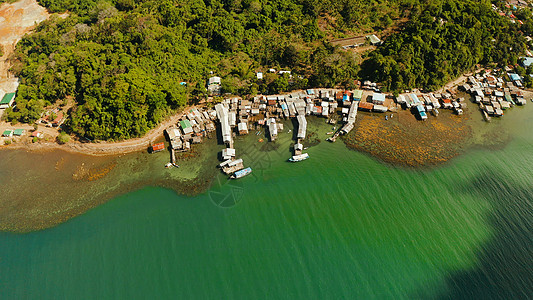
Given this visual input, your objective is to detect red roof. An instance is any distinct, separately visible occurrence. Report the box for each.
[442,99,452,103]
[152,142,165,151]
[53,112,64,124]
[358,102,374,110]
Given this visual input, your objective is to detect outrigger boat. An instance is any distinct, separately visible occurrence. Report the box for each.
[289,153,309,162]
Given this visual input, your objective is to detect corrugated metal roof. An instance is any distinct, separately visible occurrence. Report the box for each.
[353,89,363,100]
[0,93,15,105]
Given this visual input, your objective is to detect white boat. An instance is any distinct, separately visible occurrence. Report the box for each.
[289,153,310,162]
[231,167,252,179]
[165,162,173,168]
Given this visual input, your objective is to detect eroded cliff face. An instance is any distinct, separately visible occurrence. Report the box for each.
[0,0,49,93]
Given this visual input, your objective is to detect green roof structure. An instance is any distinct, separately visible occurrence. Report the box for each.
[2,129,13,137]
[353,89,363,100]
[13,129,25,136]
[179,119,192,129]
[0,93,15,106]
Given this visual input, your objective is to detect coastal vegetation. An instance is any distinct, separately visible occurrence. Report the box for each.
[3,0,529,140]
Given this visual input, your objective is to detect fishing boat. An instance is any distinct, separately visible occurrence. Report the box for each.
[289,153,310,162]
[231,167,252,179]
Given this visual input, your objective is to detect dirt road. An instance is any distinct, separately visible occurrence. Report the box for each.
[0,0,49,93]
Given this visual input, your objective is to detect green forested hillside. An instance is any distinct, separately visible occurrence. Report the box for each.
[4,0,528,140]
[362,0,528,91]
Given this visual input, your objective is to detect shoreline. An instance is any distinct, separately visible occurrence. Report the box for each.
[0,105,200,157]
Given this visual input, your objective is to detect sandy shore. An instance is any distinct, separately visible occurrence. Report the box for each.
[1,104,200,156]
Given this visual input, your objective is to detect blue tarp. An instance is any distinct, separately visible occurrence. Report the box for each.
[416,105,426,113]
[306,89,315,95]
[343,95,349,101]
[281,104,288,110]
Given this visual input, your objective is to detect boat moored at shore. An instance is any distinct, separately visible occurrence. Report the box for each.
[231,167,252,179]
[289,153,310,162]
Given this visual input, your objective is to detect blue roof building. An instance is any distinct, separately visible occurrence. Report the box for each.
[409,94,421,106]
[508,73,522,82]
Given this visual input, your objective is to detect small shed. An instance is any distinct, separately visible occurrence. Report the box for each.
[353,89,363,101]
[191,136,202,144]
[13,129,25,136]
[31,131,43,138]
[151,142,165,152]
[366,34,382,45]
[0,92,16,109]
[2,129,13,137]
[373,105,388,112]
[238,122,248,135]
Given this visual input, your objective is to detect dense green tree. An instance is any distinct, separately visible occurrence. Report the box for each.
[6,0,530,139]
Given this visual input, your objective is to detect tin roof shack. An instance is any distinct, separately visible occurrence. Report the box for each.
[409,94,422,106]
[207,76,221,95]
[228,111,237,127]
[521,56,533,67]
[238,122,248,135]
[396,94,406,105]
[280,101,290,118]
[353,89,363,101]
[441,98,453,109]
[372,93,386,105]
[508,73,521,83]
[515,97,527,105]
[220,158,244,175]
[366,34,382,45]
[416,105,427,120]
[499,99,511,110]
[179,119,194,135]
[297,115,307,139]
[0,92,16,109]
[267,118,278,141]
[52,112,65,127]
[2,129,13,137]
[429,94,441,109]
[215,104,232,145]
[340,101,359,134]
[151,142,165,153]
[485,105,495,115]
[373,105,388,113]
[166,127,181,141]
[358,102,374,111]
[267,96,277,106]
[31,131,43,139]
[222,148,236,160]
[321,101,329,117]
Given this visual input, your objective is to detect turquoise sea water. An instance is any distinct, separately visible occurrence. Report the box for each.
[1,107,532,299]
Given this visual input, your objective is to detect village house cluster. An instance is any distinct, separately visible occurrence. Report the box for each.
[461,70,528,121]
